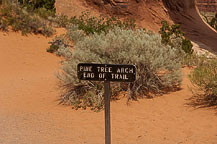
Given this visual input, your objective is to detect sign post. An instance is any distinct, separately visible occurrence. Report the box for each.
[77,63,136,144]
[104,81,111,144]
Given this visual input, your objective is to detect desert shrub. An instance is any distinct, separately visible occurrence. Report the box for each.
[47,36,63,53]
[201,12,217,30]
[18,0,56,13]
[65,24,86,43]
[33,7,55,19]
[47,34,72,56]
[69,11,136,35]
[0,16,8,31]
[47,13,136,53]
[159,20,193,54]
[57,26,182,110]
[182,53,201,67]
[0,2,55,36]
[189,58,217,107]
[52,14,70,28]
[49,11,136,30]
[209,14,217,30]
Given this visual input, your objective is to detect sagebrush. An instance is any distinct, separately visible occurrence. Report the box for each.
[189,58,217,108]
[57,26,183,110]
[0,1,54,36]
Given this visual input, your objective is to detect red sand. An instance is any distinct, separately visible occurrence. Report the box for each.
[0,30,217,143]
[0,0,217,143]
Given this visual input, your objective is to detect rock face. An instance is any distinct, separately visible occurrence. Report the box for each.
[55,0,217,54]
[85,0,141,15]
[90,0,217,54]
[162,0,217,54]
[56,0,171,31]
[196,0,217,12]
[86,0,217,15]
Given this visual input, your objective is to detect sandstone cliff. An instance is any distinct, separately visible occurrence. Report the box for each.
[56,0,217,54]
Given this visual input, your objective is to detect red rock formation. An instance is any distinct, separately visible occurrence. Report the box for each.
[163,0,217,54]
[196,0,217,12]
[55,0,217,54]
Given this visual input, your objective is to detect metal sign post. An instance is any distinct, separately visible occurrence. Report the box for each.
[77,63,136,144]
[104,81,111,144]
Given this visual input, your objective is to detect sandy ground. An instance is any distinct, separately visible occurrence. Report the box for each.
[0,30,217,144]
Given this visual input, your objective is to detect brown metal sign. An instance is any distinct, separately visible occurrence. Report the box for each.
[77,63,136,144]
[77,63,136,82]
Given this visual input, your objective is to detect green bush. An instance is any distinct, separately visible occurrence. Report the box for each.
[0,2,55,36]
[189,58,217,107]
[57,26,182,110]
[33,7,55,19]
[0,16,8,31]
[52,14,69,28]
[159,21,193,54]
[18,0,56,12]
[47,12,136,53]
[209,14,217,30]
[49,11,135,30]
[201,12,217,30]
[47,35,71,55]
[69,11,136,35]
